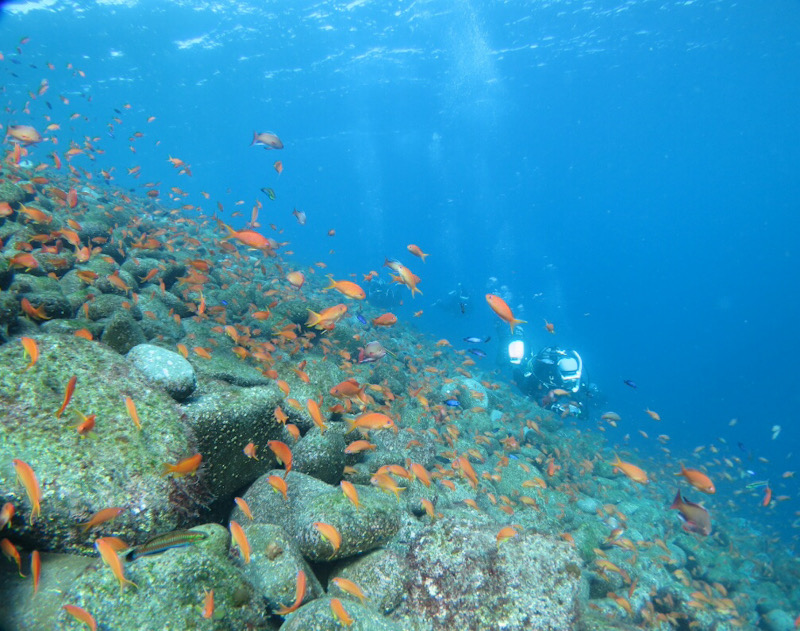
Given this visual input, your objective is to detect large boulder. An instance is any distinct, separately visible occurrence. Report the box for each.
[127,343,197,401]
[0,334,200,553]
[232,470,401,562]
[388,517,583,631]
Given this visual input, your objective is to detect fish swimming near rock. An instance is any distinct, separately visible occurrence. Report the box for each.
[125,529,208,561]
[670,490,712,536]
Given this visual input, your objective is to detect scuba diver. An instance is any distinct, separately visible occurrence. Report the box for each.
[505,326,590,418]
[365,277,403,310]
[431,282,473,316]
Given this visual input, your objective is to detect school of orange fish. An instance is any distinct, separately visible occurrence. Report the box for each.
[1,36,798,629]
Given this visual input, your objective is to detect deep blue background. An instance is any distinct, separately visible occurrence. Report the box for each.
[2,0,799,541]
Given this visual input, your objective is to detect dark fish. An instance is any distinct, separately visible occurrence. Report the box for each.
[356,314,367,325]
[463,336,490,344]
[459,302,466,314]
[261,187,276,201]
[468,348,486,358]
[125,529,207,561]
[45,101,52,110]
[623,379,637,389]
[444,399,460,407]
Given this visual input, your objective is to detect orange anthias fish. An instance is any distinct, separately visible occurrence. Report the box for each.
[96,537,137,591]
[0,503,14,530]
[331,577,367,604]
[12,459,41,524]
[391,263,422,297]
[124,396,142,430]
[235,497,254,519]
[313,521,341,558]
[325,275,365,300]
[674,463,715,494]
[80,507,124,532]
[330,598,354,626]
[202,588,214,619]
[370,472,405,500]
[610,455,648,484]
[485,294,526,333]
[670,490,712,536]
[306,304,348,330]
[275,570,307,615]
[372,313,397,327]
[229,520,251,564]
[496,526,519,546]
[21,337,39,371]
[32,549,41,594]
[286,271,305,288]
[56,376,77,418]
[223,225,274,253]
[243,442,259,460]
[306,398,327,434]
[345,412,396,435]
[268,475,289,501]
[62,604,97,631]
[267,441,292,478]
[406,244,429,262]
[340,480,360,510]
[162,453,202,477]
[7,124,42,144]
[1,538,24,576]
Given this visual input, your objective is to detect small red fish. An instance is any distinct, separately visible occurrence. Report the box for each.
[267,441,292,478]
[21,337,39,371]
[31,549,41,594]
[163,453,202,477]
[1,538,24,576]
[62,605,97,631]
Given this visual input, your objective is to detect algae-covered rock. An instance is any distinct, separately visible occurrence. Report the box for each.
[280,597,403,631]
[0,181,28,205]
[54,523,275,630]
[233,470,400,562]
[83,293,142,321]
[0,552,93,631]
[0,334,200,552]
[292,425,347,485]
[181,382,288,502]
[330,548,410,615]
[388,517,583,631]
[102,310,146,353]
[232,522,324,612]
[128,343,197,401]
[191,349,270,387]
[19,290,73,320]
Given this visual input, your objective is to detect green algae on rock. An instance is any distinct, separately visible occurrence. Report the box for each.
[0,334,202,552]
[230,522,324,613]
[232,470,401,562]
[389,517,583,631]
[54,523,275,630]
[279,596,404,631]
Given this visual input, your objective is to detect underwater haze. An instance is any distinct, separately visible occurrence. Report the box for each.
[1,0,800,629]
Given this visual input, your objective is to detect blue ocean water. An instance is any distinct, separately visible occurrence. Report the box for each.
[2,0,799,554]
